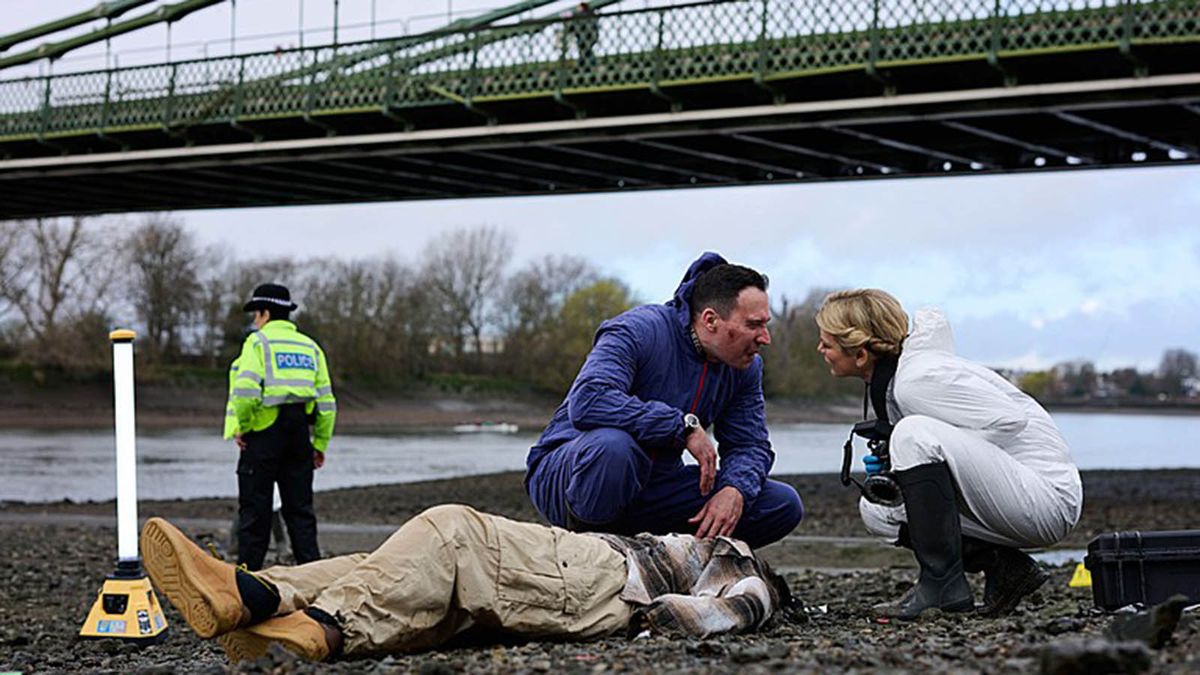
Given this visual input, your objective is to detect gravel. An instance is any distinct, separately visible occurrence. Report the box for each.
[3,469,1199,674]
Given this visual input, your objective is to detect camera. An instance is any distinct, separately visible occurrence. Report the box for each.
[840,419,904,507]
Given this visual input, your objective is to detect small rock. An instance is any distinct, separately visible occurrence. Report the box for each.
[1043,617,1085,635]
[730,645,770,663]
[1107,594,1191,648]
[1039,639,1152,675]
[417,663,457,675]
[686,640,725,657]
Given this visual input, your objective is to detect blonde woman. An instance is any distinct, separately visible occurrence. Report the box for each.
[815,289,1082,620]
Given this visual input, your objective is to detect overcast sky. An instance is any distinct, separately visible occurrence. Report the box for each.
[8,2,1199,371]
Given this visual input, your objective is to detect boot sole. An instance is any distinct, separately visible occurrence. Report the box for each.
[217,614,329,662]
[981,567,1050,617]
[142,517,242,639]
[218,630,271,662]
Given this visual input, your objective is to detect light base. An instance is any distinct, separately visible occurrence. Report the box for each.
[79,559,168,641]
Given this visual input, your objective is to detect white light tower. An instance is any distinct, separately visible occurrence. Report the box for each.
[80,330,167,641]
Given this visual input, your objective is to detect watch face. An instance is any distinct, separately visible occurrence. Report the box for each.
[684,413,700,430]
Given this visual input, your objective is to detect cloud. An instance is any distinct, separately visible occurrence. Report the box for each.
[178,162,1199,371]
[954,295,1200,371]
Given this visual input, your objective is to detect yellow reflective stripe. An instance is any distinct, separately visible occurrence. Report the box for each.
[269,378,317,387]
[254,331,274,384]
[268,338,316,349]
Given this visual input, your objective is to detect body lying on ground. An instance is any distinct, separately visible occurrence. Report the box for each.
[141,504,790,661]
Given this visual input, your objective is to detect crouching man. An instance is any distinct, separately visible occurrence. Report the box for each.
[141,505,790,661]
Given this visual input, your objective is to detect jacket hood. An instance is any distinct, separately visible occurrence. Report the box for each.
[666,251,728,327]
[904,307,956,355]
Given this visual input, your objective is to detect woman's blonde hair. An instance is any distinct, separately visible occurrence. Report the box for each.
[815,289,908,356]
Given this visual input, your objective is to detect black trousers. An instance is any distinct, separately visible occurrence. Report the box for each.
[237,404,320,570]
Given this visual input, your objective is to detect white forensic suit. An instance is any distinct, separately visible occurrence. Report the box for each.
[860,308,1083,549]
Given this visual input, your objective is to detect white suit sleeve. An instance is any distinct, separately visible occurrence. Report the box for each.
[896,359,1027,446]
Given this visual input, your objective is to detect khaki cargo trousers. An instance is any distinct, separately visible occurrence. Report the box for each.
[257,504,632,656]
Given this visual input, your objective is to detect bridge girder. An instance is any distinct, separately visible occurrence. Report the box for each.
[0,72,1197,219]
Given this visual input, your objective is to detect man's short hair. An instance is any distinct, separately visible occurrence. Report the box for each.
[690,264,769,319]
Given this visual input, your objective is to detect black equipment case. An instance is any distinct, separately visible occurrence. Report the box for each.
[1084,530,1200,610]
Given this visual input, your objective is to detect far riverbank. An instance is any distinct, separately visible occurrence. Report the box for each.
[3,380,1195,432]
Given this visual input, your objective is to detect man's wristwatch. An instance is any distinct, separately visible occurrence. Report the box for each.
[683,413,702,439]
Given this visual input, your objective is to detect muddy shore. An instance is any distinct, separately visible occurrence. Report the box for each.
[3,469,1199,674]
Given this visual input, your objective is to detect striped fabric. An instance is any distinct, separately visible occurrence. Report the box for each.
[591,532,784,638]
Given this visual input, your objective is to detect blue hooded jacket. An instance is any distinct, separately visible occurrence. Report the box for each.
[526,252,776,506]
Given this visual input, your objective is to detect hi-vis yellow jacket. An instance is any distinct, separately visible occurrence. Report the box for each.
[227,320,337,452]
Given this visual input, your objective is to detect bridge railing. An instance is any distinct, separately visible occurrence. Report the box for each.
[0,0,1191,141]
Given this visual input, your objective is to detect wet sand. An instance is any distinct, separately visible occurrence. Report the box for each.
[3,469,1200,673]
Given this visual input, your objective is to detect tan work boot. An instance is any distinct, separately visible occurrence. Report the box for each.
[218,611,333,662]
[142,517,250,638]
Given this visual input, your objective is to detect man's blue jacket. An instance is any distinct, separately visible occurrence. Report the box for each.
[526,252,776,506]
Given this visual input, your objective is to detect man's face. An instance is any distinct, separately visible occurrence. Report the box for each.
[705,287,771,369]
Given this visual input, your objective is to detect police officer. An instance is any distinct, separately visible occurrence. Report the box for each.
[230,283,337,570]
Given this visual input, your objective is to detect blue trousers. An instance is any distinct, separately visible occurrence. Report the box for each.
[527,428,804,548]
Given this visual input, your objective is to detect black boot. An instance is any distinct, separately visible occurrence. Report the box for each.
[875,463,975,621]
[962,537,1049,616]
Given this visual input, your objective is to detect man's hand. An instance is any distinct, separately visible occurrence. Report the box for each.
[688,486,744,539]
[234,434,247,451]
[313,450,325,470]
[685,427,717,495]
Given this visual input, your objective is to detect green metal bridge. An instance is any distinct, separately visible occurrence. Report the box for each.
[1,0,1198,218]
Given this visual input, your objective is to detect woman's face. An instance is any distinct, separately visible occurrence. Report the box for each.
[817,330,869,379]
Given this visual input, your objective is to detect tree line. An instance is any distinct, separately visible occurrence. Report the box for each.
[0,217,1192,405]
[1014,349,1199,404]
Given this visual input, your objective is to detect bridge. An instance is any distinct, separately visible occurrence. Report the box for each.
[1,0,1198,219]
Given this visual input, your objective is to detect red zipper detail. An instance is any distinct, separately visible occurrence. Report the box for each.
[689,361,709,415]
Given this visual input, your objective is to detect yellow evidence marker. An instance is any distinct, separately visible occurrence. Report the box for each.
[1069,562,1093,588]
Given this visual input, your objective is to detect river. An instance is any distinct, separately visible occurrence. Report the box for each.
[1,412,1195,503]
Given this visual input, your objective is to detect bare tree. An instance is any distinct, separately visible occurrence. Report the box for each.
[499,254,597,381]
[297,255,439,380]
[1157,348,1198,396]
[762,288,858,400]
[125,215,203,360]
[421,225,514,368]
[0,218,120,365]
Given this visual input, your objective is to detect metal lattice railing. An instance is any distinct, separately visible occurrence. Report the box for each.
[0,0,1196,142]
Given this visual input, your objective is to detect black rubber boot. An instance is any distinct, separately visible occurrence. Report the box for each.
[962,536,1049,616]
[875,463,975,621]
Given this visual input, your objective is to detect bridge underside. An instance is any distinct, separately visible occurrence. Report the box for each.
[2,46,1199,219]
